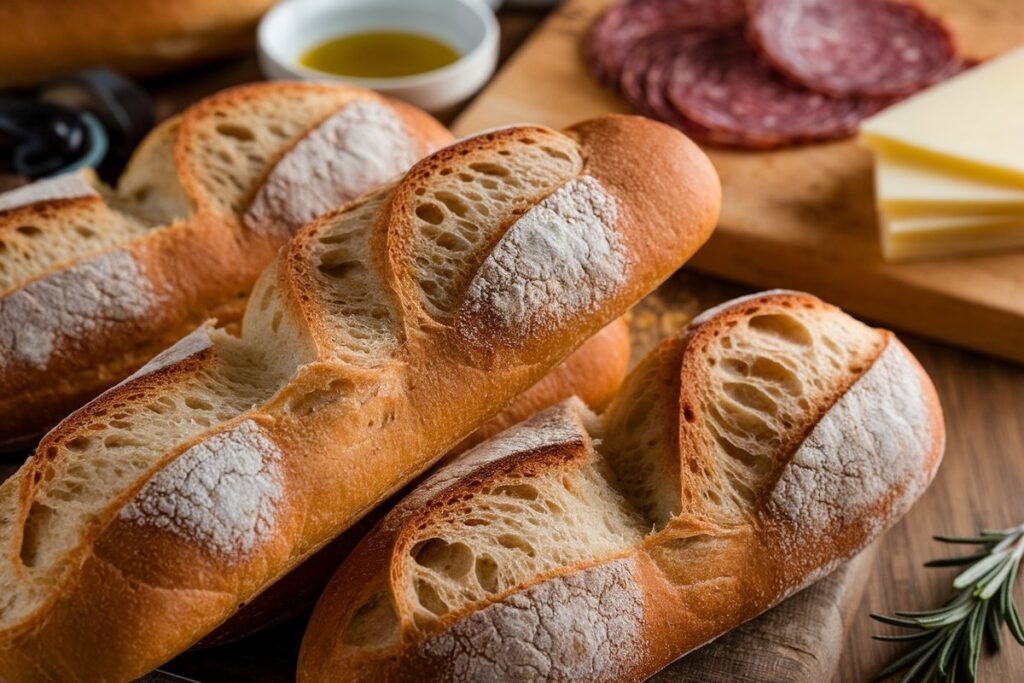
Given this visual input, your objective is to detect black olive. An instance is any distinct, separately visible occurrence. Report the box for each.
[0,99,94,179]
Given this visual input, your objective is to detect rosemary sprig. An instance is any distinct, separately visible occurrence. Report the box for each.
[872,522,1024,682]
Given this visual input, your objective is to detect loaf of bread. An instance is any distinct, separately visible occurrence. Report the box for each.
[0,115,719,682]
[201,316,631,647]
[298,290,945,682]
[0,82,452,451]
[0,0,276,86]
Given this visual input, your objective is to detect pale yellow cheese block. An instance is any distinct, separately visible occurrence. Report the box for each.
[881,213,1024,261]
[876,153,1024,217]
[861,46,1024,185]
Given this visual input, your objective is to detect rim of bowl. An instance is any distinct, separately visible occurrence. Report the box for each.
[258,0,500,90]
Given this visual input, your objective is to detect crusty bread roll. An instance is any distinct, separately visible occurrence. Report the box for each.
[0,82,452,451]
[298,290,945,682]
[0,0,276,87]
[0,115,719,682]
[201,316,631,646]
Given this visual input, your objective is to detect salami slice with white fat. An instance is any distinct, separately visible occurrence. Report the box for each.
[587,0,745,86]
[666,28,879,148]
[747,0,957,97]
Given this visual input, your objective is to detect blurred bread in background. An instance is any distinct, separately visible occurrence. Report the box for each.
[0,0,277,87]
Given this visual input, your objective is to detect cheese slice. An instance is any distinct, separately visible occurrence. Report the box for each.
[876,154,1024,218]
[860,47,1024,186]
[880,213,1024,261]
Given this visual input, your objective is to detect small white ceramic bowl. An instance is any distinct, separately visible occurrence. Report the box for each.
[258,0,500,113]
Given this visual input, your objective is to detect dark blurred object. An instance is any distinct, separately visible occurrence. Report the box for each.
[0,0,277,88]
[0,174,28,194]
[0,70,153,183]
[0,99,104,179]
[41,70,155,181]
[136,672,203,683]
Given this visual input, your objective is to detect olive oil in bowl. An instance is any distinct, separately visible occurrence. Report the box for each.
[299,31,461,79]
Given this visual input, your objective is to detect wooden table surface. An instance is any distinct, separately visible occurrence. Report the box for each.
[2,6,1022,682]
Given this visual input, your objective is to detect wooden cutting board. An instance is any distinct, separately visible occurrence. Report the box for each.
[452,0,1024,364]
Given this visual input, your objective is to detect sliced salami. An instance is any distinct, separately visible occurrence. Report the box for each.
[666,28,879,148]
[747,0,957,98]
[587,0,746,86]
[642,36,716,139]
[619,32,679,115]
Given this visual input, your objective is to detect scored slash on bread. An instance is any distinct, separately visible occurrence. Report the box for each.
[0,114,719,682]
[0,82,452,452]
[201,315,632,647]
[298,291,945,682]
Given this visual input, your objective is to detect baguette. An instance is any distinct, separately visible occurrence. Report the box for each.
[0,82,452,451]
[0,0,276,87]
[298,290,945,682]
[0,115,719,682]
[201,316,631,646]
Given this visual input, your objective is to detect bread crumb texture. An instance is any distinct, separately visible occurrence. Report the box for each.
[461,176,623,344]
[244,100,422,237]
[120,419,283,557]
[414,559,645,682]
[0,249,155,370]
[0,171,96,212]
[767,341,931,539]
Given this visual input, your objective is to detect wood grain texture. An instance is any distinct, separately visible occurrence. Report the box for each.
[451,0,1024,364]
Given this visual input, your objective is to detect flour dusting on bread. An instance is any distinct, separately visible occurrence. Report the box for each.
[0,114,725,681]
[304,293,942,681]
[454,402,591,472]
[121,420,284,557]
[0,170,96,213]
[767,340,934,540]
[462,176,624,343]
[391,402,591,529]
[0,250,155,370]
[245,100,422,236]
[119,323,215,386]
[415,559,645,681]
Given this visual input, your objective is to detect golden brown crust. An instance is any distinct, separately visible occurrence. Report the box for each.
[201,316,630,647]
[0,116,718,682]
[450,316,630,456]
[0,82,452,452]
[0,0,277,87]
[297,292,945,682]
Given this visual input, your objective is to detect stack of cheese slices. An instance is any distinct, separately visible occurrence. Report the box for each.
[860,47,1024,261]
